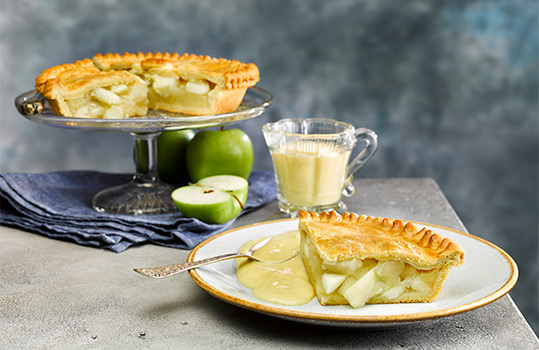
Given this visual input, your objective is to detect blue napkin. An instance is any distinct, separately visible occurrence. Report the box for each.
[0,170,276,252]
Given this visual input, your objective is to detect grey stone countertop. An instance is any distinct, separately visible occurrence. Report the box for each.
[1,178,538,349]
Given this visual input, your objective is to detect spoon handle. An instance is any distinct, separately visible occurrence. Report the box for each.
[134,252,245,278]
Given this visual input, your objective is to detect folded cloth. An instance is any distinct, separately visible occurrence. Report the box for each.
[0,170,276,252]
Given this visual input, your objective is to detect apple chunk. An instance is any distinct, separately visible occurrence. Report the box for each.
[321,273,348,294]
[171,175,248,224]
[342,269,376,308]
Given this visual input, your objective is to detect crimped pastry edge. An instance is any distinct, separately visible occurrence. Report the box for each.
[298,210,465,267]
[92,51,260,90]
[35,58,98,99]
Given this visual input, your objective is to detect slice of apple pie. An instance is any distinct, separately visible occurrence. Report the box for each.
[299,211,464,308]
[35,58,148,119]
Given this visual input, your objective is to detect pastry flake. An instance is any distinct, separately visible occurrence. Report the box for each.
[35,52,260,118]
[299,210,464,308]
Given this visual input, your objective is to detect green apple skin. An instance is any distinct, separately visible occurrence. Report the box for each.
[198,175,249,212]
[186,128,254,182]
[136,129,195,184]
[171,185,241,224]
[157,130,196,184]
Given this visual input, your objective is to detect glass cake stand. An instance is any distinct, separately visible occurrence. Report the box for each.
[15,87,273,215]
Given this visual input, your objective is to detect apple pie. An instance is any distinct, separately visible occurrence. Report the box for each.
[299,211,464,308]
[35,52,260,118]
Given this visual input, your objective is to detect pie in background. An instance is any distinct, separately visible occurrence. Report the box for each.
[35,52,260,118]
[299,210,465,308]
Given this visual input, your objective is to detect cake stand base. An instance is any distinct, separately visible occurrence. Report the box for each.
[92,177,178,215]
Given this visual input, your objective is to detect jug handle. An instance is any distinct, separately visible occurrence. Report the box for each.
[342,128,378,197]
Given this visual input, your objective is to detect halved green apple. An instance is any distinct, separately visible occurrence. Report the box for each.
[171,175,249,224]
[198,175,248,212]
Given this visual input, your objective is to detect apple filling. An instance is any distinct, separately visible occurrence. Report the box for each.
[302,237,445,308]
[145,74,218,114]
[65,83,148,118]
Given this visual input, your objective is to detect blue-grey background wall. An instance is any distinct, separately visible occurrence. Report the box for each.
[1,0,537,333]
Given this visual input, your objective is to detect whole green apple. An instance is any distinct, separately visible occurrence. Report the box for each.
[136,129,195,184]
[186,128,253,182]
[157,129,195,184]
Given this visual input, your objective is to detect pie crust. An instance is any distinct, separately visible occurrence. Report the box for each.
[35,52,260,118]
[299,211,464,308]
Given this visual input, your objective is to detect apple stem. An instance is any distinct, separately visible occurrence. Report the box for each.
[229,192,245,210]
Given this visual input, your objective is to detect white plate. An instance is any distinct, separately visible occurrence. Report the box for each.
[188,218,518,327]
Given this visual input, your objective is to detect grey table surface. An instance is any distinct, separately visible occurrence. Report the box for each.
[1,178,538,350]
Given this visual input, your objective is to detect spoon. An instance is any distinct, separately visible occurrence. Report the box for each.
[133,237,298,279]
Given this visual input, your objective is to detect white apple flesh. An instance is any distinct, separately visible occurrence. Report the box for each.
[198,175,249,207]
[321,273,348,294]
[343,269,376,308]
[171,175,249,224]
[172,186,238,224]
